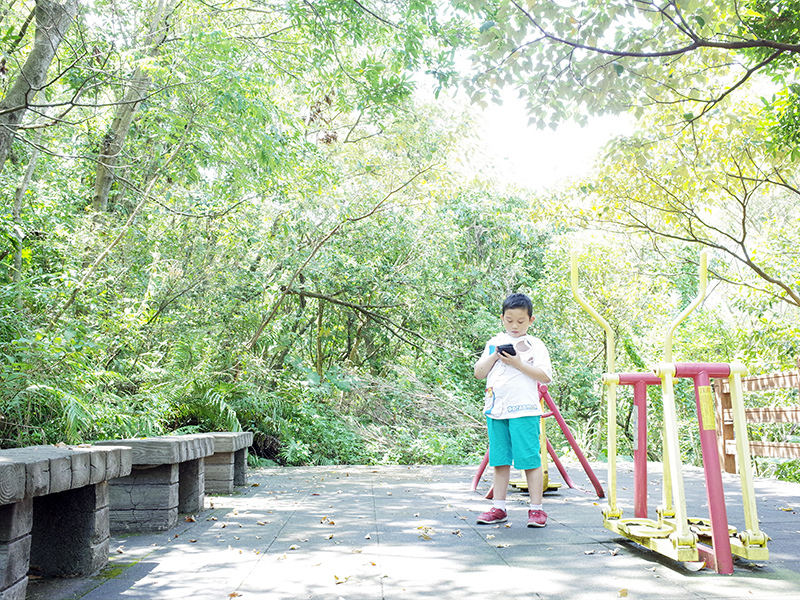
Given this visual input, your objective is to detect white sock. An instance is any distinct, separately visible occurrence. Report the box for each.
[530,504,543,511]
[493,500,507,510]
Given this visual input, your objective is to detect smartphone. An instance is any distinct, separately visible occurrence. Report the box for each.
[496,343,516,356]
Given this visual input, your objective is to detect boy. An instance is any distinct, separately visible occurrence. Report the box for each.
[474,292,552,527]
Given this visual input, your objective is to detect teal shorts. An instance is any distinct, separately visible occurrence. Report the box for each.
[487,415,542,470]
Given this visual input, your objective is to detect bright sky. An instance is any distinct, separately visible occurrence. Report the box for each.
[479,93,634,192]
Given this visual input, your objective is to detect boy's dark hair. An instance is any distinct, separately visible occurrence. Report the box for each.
[502,292,533,317]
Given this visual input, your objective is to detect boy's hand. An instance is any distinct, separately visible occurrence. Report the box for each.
[497,349,522,368]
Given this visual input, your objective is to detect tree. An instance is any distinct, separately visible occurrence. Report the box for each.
[92,0,178,212]
[0,0,79,173]
[574,105,800,308]
[458,0,800,140]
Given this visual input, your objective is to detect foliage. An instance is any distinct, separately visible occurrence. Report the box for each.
[0,0,798,491]
[456,0,800,144]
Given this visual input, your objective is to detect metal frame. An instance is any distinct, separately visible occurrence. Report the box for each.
[570,250,769,574]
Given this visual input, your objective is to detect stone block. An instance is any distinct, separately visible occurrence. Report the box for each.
[0,534,30,590]
[94,481,109,510]
[85,537,109,573]
[47,450,72,495]
[205,480,233,494]
[117,446,132,477]
[210,432,253,453]
[205,461,234,478]
[0,576,27,600]
[205,451,234,466]
[233,448,248,486]
[91,506,110,546]
[68,449,92,489]
[104,446,121,480]
[110,508,177,533]
[0,462,25,507]
[0,450,49,501]
[0,500,31,543]
[83,447,107,485]
[119,464,179,486]
[178,459,205,513]
[108,480,179,511]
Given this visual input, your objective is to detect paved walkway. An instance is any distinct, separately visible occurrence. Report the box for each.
[30,461,800,600]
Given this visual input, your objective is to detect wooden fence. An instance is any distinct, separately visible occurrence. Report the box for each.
[714,358,800,474]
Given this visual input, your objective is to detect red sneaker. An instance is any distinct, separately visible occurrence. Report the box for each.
[527,509,547,528]
[476,507,507,524]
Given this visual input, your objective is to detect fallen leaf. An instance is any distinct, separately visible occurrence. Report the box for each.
[610,548,620,556]
[452,530,463,537]
[228,593,242,598]
[619,590,628,597]
[251,483,260,487]
[185,516,197,523]
[352,549,362,554]
[334,575,350,585]
[496,543,510,548]
[289,545,298,550]
[189,539,197,543]
[584,550,595,555]
[486,534,495,540]
[324,534,334,540]
[365,533,371,539]
[256,521,267,526]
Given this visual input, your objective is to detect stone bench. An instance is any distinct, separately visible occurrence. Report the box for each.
[94,434,214,533]
[204,432,254,494]
[0,444,132,600]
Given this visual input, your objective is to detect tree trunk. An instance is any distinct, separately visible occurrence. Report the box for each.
[315,299,325,376]
[92,0,178,212]
[0,0,78,174]
[12,130,42,307]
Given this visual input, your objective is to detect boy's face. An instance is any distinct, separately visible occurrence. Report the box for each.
[501,307,535,338]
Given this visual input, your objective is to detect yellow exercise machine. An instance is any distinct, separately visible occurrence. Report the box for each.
[571,250,768,574]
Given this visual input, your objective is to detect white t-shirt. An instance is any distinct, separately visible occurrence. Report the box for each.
[481,332,553,419]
